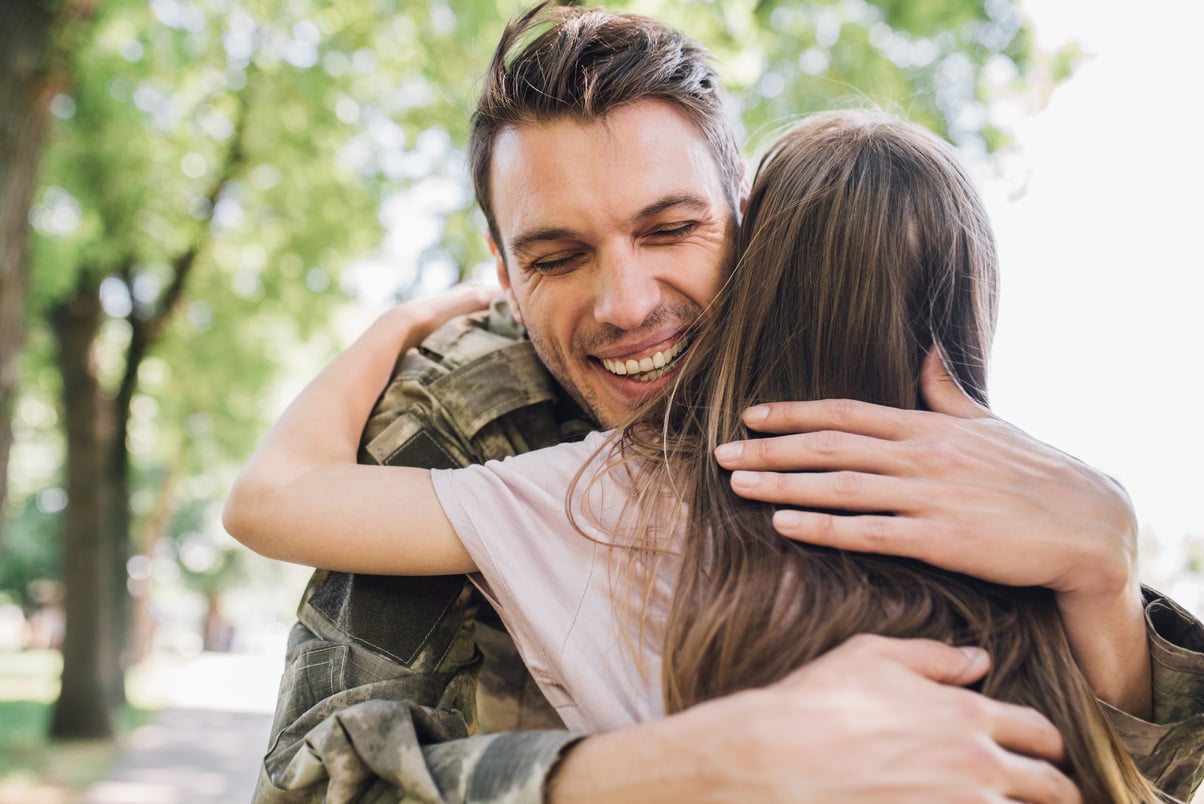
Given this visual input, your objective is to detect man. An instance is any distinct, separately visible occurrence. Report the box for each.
[252,5,1204,802]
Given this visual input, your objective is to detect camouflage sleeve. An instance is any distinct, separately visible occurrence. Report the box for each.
[253,305,592,804]
[1104,587,1204,801]
[252,576,582,804]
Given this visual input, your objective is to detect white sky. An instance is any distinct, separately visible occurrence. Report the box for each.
[986,0,1203,607]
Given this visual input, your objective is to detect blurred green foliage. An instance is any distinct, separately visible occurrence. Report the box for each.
[3,0,1069,623]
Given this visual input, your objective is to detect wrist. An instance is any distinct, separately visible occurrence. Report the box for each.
[1057,580,1151,717]
[547,701,735,803]
[375,303,433,354]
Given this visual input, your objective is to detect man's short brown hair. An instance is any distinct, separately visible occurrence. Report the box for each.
[469,2,744,253]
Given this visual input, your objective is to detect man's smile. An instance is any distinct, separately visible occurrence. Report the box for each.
[599,338,690,382]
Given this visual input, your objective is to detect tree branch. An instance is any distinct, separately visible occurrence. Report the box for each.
[116,91,250,414]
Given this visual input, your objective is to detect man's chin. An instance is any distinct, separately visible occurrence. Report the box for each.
[580,366,679,428]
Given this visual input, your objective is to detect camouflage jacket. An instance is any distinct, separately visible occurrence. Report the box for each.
[253,298,1204,804]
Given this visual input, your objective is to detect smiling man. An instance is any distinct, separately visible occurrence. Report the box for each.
[488,102,732,427]
[251,5,1204,803]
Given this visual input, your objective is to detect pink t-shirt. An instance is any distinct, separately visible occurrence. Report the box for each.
[430,430,678,732]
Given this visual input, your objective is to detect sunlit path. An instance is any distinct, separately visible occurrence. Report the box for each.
[79,651,280,804]
[80,708,271,804]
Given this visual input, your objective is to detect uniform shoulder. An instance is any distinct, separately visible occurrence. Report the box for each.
[363,294,592,468]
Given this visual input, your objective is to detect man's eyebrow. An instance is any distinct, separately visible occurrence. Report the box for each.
[510,226,582,258]
[631,193,712,223]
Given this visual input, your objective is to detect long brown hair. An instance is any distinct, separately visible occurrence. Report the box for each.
[612,110,1159,802]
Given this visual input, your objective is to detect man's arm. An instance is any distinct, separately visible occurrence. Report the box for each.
[716,350,1149,709]
[1104,588,1204,800]
[714,349,1204,801]
[259,617,1083,804]
[255,574,582,804]
[549,636,1079,803]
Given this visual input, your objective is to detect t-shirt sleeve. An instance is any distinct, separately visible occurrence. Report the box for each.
[429,430,619,697]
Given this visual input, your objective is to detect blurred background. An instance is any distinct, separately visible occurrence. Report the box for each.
[1,0,1200,800]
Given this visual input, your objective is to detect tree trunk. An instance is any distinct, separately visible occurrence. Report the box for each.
[105,375,130,707]
[0,1,59,549]
[48,282,117,740]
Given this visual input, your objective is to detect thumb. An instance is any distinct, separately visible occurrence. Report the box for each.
[919,346,990,420]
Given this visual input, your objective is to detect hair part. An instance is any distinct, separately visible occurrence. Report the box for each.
[469,2,744,255]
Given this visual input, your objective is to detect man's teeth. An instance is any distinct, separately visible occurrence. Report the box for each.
[601,341,687,382]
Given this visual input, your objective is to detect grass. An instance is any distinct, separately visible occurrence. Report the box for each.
[0,651,154,803]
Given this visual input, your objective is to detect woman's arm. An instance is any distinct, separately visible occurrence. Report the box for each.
[222,286,495,576]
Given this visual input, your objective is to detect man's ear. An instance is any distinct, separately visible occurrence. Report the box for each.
[486,232,521,323]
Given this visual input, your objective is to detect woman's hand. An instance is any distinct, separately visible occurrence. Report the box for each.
[386,284,496,354]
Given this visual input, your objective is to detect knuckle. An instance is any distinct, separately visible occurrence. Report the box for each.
[916,438,962,468]
[811,429,845,457]
[959,733,1005,775]
[831,470,862,499]
[1032,761,1066,802]
[746,437,773,463]
[861,516,891,547]
[827,397,861,427]
[950,691,992,726]
[811,511,840,544]
[844,632,886,656]
[765,471,792,496]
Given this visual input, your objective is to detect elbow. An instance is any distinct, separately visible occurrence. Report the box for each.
[222,471,277,558]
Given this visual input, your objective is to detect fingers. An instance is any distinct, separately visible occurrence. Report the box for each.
[835,635,992,687]
[730,468,924,515]
[730,348,997,447]
[715,430,912,474]
[822,636,1072,769]
[1000,753,1082,804]
[768,508,984,577]
[439,283,497,315]
[986,700,1068,769]
[741,397,920,439]
[402,285,496,344]
[850,637,1072,774]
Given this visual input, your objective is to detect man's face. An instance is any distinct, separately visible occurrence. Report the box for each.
[490,100,737,427]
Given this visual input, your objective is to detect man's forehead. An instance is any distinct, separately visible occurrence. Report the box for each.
[489,103,728,245]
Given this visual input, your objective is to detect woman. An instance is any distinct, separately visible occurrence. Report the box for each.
[225,110,1161,801]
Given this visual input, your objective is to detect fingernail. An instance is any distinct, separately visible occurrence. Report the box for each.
[730,470,760,489]
[714,443,743,461]
[744,405,769,423]
[960,646,989,667]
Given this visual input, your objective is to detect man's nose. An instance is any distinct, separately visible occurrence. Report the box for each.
[592,247,663,330]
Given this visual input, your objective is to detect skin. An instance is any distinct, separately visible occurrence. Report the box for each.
[229,98,1155,801]
[488,100,734,428]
